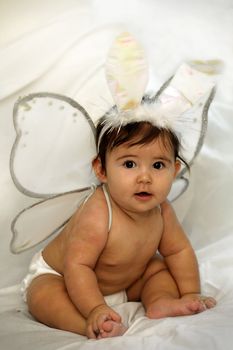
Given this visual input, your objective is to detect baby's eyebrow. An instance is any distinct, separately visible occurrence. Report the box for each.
[153,157,172,163]
[115,154,172,163]
[116,154,137,161]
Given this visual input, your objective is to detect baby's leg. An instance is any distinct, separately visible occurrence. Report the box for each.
[27,274,87,335]
[140,257,209,318]
[27,274,127,338]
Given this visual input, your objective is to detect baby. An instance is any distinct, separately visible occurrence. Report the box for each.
[22,120,216,339]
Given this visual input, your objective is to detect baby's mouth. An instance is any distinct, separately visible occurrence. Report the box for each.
[135,192,152,198]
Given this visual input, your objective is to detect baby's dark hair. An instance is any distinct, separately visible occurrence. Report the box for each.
[96,120,188,171]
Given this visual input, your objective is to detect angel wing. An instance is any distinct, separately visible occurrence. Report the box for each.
[10,93,98,197]
[10,93,99,253]
[10,188,93,253]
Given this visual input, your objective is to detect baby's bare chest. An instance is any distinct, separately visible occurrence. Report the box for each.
[98,214,163,269]
[94,215,163,293]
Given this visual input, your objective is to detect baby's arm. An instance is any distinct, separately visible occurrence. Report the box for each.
[63,194,121,338]
[159,201,215,306]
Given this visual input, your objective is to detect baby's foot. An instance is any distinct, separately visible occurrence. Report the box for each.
[146,295,215,319]
[97,320,127,339]
[198,296,216,309]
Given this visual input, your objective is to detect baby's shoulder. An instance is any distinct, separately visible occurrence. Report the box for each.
[73,186,109,232]
[160,200,180,225]
[86,185,108,208]
[160,200,175,215]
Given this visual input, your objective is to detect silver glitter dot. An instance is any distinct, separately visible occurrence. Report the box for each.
[22,102,32,111]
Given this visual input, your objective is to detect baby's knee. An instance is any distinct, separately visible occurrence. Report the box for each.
[27,275,64,315]
[143,255,168,282]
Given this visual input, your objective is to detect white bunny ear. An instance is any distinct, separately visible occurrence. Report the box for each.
[10,93,99,198]
[152,62,216,172]
[106,32,148,112]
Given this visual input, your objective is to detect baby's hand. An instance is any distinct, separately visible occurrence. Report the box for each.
[182,293,217,310]
[86,304,121,339]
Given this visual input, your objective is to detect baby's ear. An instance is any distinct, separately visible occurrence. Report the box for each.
[92,157,107,183]
[174,160,181,178]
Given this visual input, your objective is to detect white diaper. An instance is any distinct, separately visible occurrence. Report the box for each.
[21,251,128,306]
[104,290,128,306]
[21,250,61,302]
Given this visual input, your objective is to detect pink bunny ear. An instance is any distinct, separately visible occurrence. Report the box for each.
[105,32,148,112]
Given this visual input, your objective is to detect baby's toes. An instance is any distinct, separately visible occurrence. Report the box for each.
[100,321,127,338]
[196,300,207,313]
[101,320,114,333]
[202,297,217,309]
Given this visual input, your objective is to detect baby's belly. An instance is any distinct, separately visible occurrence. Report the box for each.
[95,263,145,295]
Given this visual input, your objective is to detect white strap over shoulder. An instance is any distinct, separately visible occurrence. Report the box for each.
[102,184,113,232]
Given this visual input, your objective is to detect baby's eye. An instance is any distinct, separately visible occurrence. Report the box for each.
[153,162,164,170]
[123,160,136,168]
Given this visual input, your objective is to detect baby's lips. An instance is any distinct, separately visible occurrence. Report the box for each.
[135,192,151,197]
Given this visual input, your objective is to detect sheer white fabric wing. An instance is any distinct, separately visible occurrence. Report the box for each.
[10,93,99,253]
[10,93,98,197]
[10,189,92,253]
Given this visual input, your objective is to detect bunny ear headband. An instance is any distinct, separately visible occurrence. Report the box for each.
[10,32,219,253]
[101,32,217,167]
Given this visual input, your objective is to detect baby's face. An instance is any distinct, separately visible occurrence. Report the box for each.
[101,137,181,214]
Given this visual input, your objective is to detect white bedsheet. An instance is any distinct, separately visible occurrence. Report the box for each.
[0,0,233,349]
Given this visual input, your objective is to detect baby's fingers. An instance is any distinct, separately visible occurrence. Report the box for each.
[86,319,101,340]
[86,324,98,339]
[109,310,121,323]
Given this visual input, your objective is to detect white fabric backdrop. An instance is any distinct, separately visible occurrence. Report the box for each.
[0,0,233,349]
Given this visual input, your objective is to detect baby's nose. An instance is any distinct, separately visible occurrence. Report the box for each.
[137,169,152,184]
